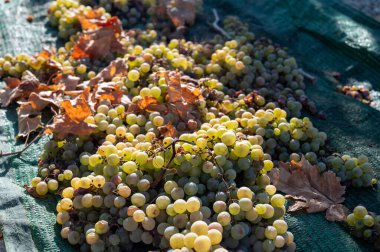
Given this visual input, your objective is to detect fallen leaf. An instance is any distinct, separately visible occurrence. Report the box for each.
[85,58,128,87]
[61,89,92,123]
[78,9,104,31]
[164,71,182,103]
[92,82,128,107]
[28,92,57,111]
[57,74,81,91]
[46,89,96,140]
[4,77,21,89]
[0,71,40,107]
[17,103,43,137]
[166,0,197,27]
[71,17,125,60]
[138,97,160,110]
[269,156,346,221]
[158,123,177,137]
[45,116,97,140]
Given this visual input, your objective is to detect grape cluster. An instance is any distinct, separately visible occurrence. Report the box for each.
[325,154,377,187]
[346,205,380,249]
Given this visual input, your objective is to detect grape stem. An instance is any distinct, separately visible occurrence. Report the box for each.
[0,118,52,158]
[210,9,231,39]
[151,138,233,202]
[299,68,316,83]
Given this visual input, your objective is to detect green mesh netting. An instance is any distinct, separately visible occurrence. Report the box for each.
[1,0,380,251]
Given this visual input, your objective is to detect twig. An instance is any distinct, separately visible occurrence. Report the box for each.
[0,118,52,158]
[299,68,316,83]
[210,9,231,40]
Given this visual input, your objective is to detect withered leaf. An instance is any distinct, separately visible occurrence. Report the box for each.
[138,97,160,110]
[0,71,40,107]
[71,17,125,60]
[28,92,58,111]
[163,71,182,103]
[78,9,104,31]
[17,103,43,138]
[166,0,197,27]
[158,123,177,137]
[61,89,92,123]
[57,74,81,91]
[85,58,128,87]
[269,156,346,221]
[46,89,96,140]
[4,77,21,89]
[45,116,97,140]
[92,82,128,107]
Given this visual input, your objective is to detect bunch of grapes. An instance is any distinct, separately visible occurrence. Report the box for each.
[346,205,380,249]
[325,154,376,187]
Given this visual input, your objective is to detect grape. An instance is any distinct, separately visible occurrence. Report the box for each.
[186,197,201,212]
[142,217,156,231]
[95,220,109,234]
[194,235,211,252]
[123,217,138,231]
[133,210,146,222]
[217,212,231,226]
[191,221,209,235]
[173,199,187,214]
[270,194,285,207]
[237,187,253,200]
[131,193,146,207]
[228,203,240,215]
[153,156,165,169]
[265,226,277,239]
[170,233,185,249]
[184,232,198,248]
[353,205,368,219]
[208,229,222,245]
[36,181,48,196]
[231,224,247,240]
[128,70,140,82]
[164,226,179,240]
[273,220,288,234]
[67,231,80,245]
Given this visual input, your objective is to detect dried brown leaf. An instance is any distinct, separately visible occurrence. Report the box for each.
[85,58,128,87]
[0,71,39,107]
[58,74,81,91]
[17,103,43,138]
[45,116,97,140]
[4,77,21,89]
[71,17,125,60]
[269,156,346,221]
[60,89,92,123]
[158,123,178,137]
[28,92,57,111]
[46,89,96,140]
[166,0,197,27]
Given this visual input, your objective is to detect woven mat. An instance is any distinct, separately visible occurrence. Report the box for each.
[1,0,380,251]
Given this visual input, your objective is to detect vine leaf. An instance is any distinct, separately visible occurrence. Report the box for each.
[269,156,347,221]
[71,17,125,60]
[45,88,96,139]
[166,0,197,27]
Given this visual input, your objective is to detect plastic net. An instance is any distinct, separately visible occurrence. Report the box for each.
[1,0,380,251]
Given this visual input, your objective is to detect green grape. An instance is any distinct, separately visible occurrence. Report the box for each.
[353,205,368,219]
[36,181,48,195]
[194,235,211,252]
